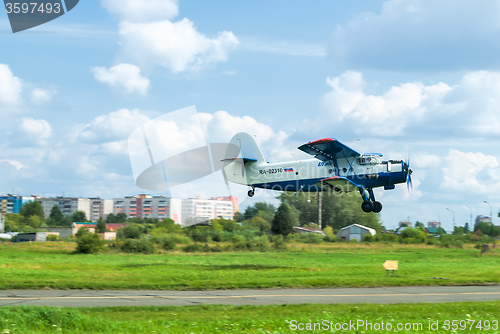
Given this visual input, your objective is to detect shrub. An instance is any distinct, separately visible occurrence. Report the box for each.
[253,235,270,251]
[120,237,156,254]
[270,235,287,250]
[362,234,374,242]
[231,235,249,250]
[298,233,324,244]
[152,235,177,250]
[47,234,61,241]
[75,233,105,254]
[182,243,206,252]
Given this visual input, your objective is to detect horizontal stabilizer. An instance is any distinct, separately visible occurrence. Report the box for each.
[221,157,258,163]
[316,176,359,193]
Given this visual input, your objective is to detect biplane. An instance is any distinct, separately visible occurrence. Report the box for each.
[222,132,412,213]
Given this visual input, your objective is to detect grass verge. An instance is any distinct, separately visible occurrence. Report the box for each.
[1,302,499,333]
[0,242,499,290]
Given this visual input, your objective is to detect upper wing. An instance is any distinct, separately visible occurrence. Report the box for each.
[315,176,359,193]
[298,138,360,162]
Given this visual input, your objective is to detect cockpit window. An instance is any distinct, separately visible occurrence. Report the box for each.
[357,155,382,165]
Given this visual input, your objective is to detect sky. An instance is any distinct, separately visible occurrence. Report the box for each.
[1,0,500,230]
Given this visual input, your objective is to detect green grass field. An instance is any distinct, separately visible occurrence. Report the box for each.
[1,302,500,333]
[0,242,499,290]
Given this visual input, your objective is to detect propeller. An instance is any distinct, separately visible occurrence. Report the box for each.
[404,156,413,191]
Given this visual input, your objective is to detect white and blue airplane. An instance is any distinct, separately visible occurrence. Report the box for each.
[222,132,412,213]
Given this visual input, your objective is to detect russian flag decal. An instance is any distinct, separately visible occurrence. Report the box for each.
[284,167,294,172]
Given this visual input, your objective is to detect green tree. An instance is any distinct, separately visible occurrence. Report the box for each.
[26,215,42,229]
[19,201,45,219]
[475,221,493,236]
[271,203,297,236]
[71,211,87,223]
[243,202,276,221]
[115,212,127,224]
[75,232,105,254]
[4,213,22,231]
[233,211,244,222]
[324,226,335,238]
[106,213,117,224]
[464,222,470,233]
[49,205,64,224]
[243,216,271,233]
[277,191,382,232]
[96,217,106,233]
[116,224,150,239]
[415,221,424,229]
[156,218,183,233]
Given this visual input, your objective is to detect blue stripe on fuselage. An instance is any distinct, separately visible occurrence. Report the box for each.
[251,171,406,192]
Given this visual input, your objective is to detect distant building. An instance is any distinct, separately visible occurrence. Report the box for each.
[38,197,91,220]
[425,227,446,235]
[293,226,326,236]
[71,222,125,235]
[90,198,113,222]
[0,194,36,214]
[113,195,182,223]
[210,196,239,213]
[337,224,376,241]
[475,215,492,227]
[182,197,236,225]
[427,221,441,228]
[399,221,412,228]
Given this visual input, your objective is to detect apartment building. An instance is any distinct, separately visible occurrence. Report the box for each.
[113,194,183,223]
[0,195,35,214]
[90,198,114,222]
[182,196,237,225]
[38,197,91,220]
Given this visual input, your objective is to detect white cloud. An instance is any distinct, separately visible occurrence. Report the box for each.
[18,118,53,145]
[0,64,23,105]
[92,63,150,95]
[118,19,239,73]
[76,108,151,144]
[101,0,179,22]
[316,70,500,138]
[240,37,326,57]
[329,0,500,70]
[100,0,239,74]
[31,88,56,104]
[441,150,500,194]
[0,159,27,170]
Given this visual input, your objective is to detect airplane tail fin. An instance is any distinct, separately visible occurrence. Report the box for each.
[227,132,266,163]
[222,132,266,185]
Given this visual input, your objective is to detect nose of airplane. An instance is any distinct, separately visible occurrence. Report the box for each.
[404,161,413,191]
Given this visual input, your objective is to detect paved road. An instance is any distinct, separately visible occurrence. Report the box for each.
[1,286,500,307]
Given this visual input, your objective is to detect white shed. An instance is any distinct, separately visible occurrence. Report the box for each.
[337,224,376,241]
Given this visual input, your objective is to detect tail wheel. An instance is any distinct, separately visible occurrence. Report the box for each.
[361,201,374,213]
[248,189,255,197]
[373,201,383,213]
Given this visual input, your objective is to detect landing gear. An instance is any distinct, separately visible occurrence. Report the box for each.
[359,187,383,213]
[248,187,255,197]
[372,201,383,213]
[361,201,374,213]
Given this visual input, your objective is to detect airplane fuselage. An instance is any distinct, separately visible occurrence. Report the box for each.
[225,157,406,192]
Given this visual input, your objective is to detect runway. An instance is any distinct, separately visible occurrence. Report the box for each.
[1,286,499,307]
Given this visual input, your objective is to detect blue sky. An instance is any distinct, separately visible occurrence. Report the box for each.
[1,0,500,230]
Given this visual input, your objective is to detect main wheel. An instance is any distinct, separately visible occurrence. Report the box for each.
[248,189,255,197]
[372,201,383,213]
[361,201,374,213]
